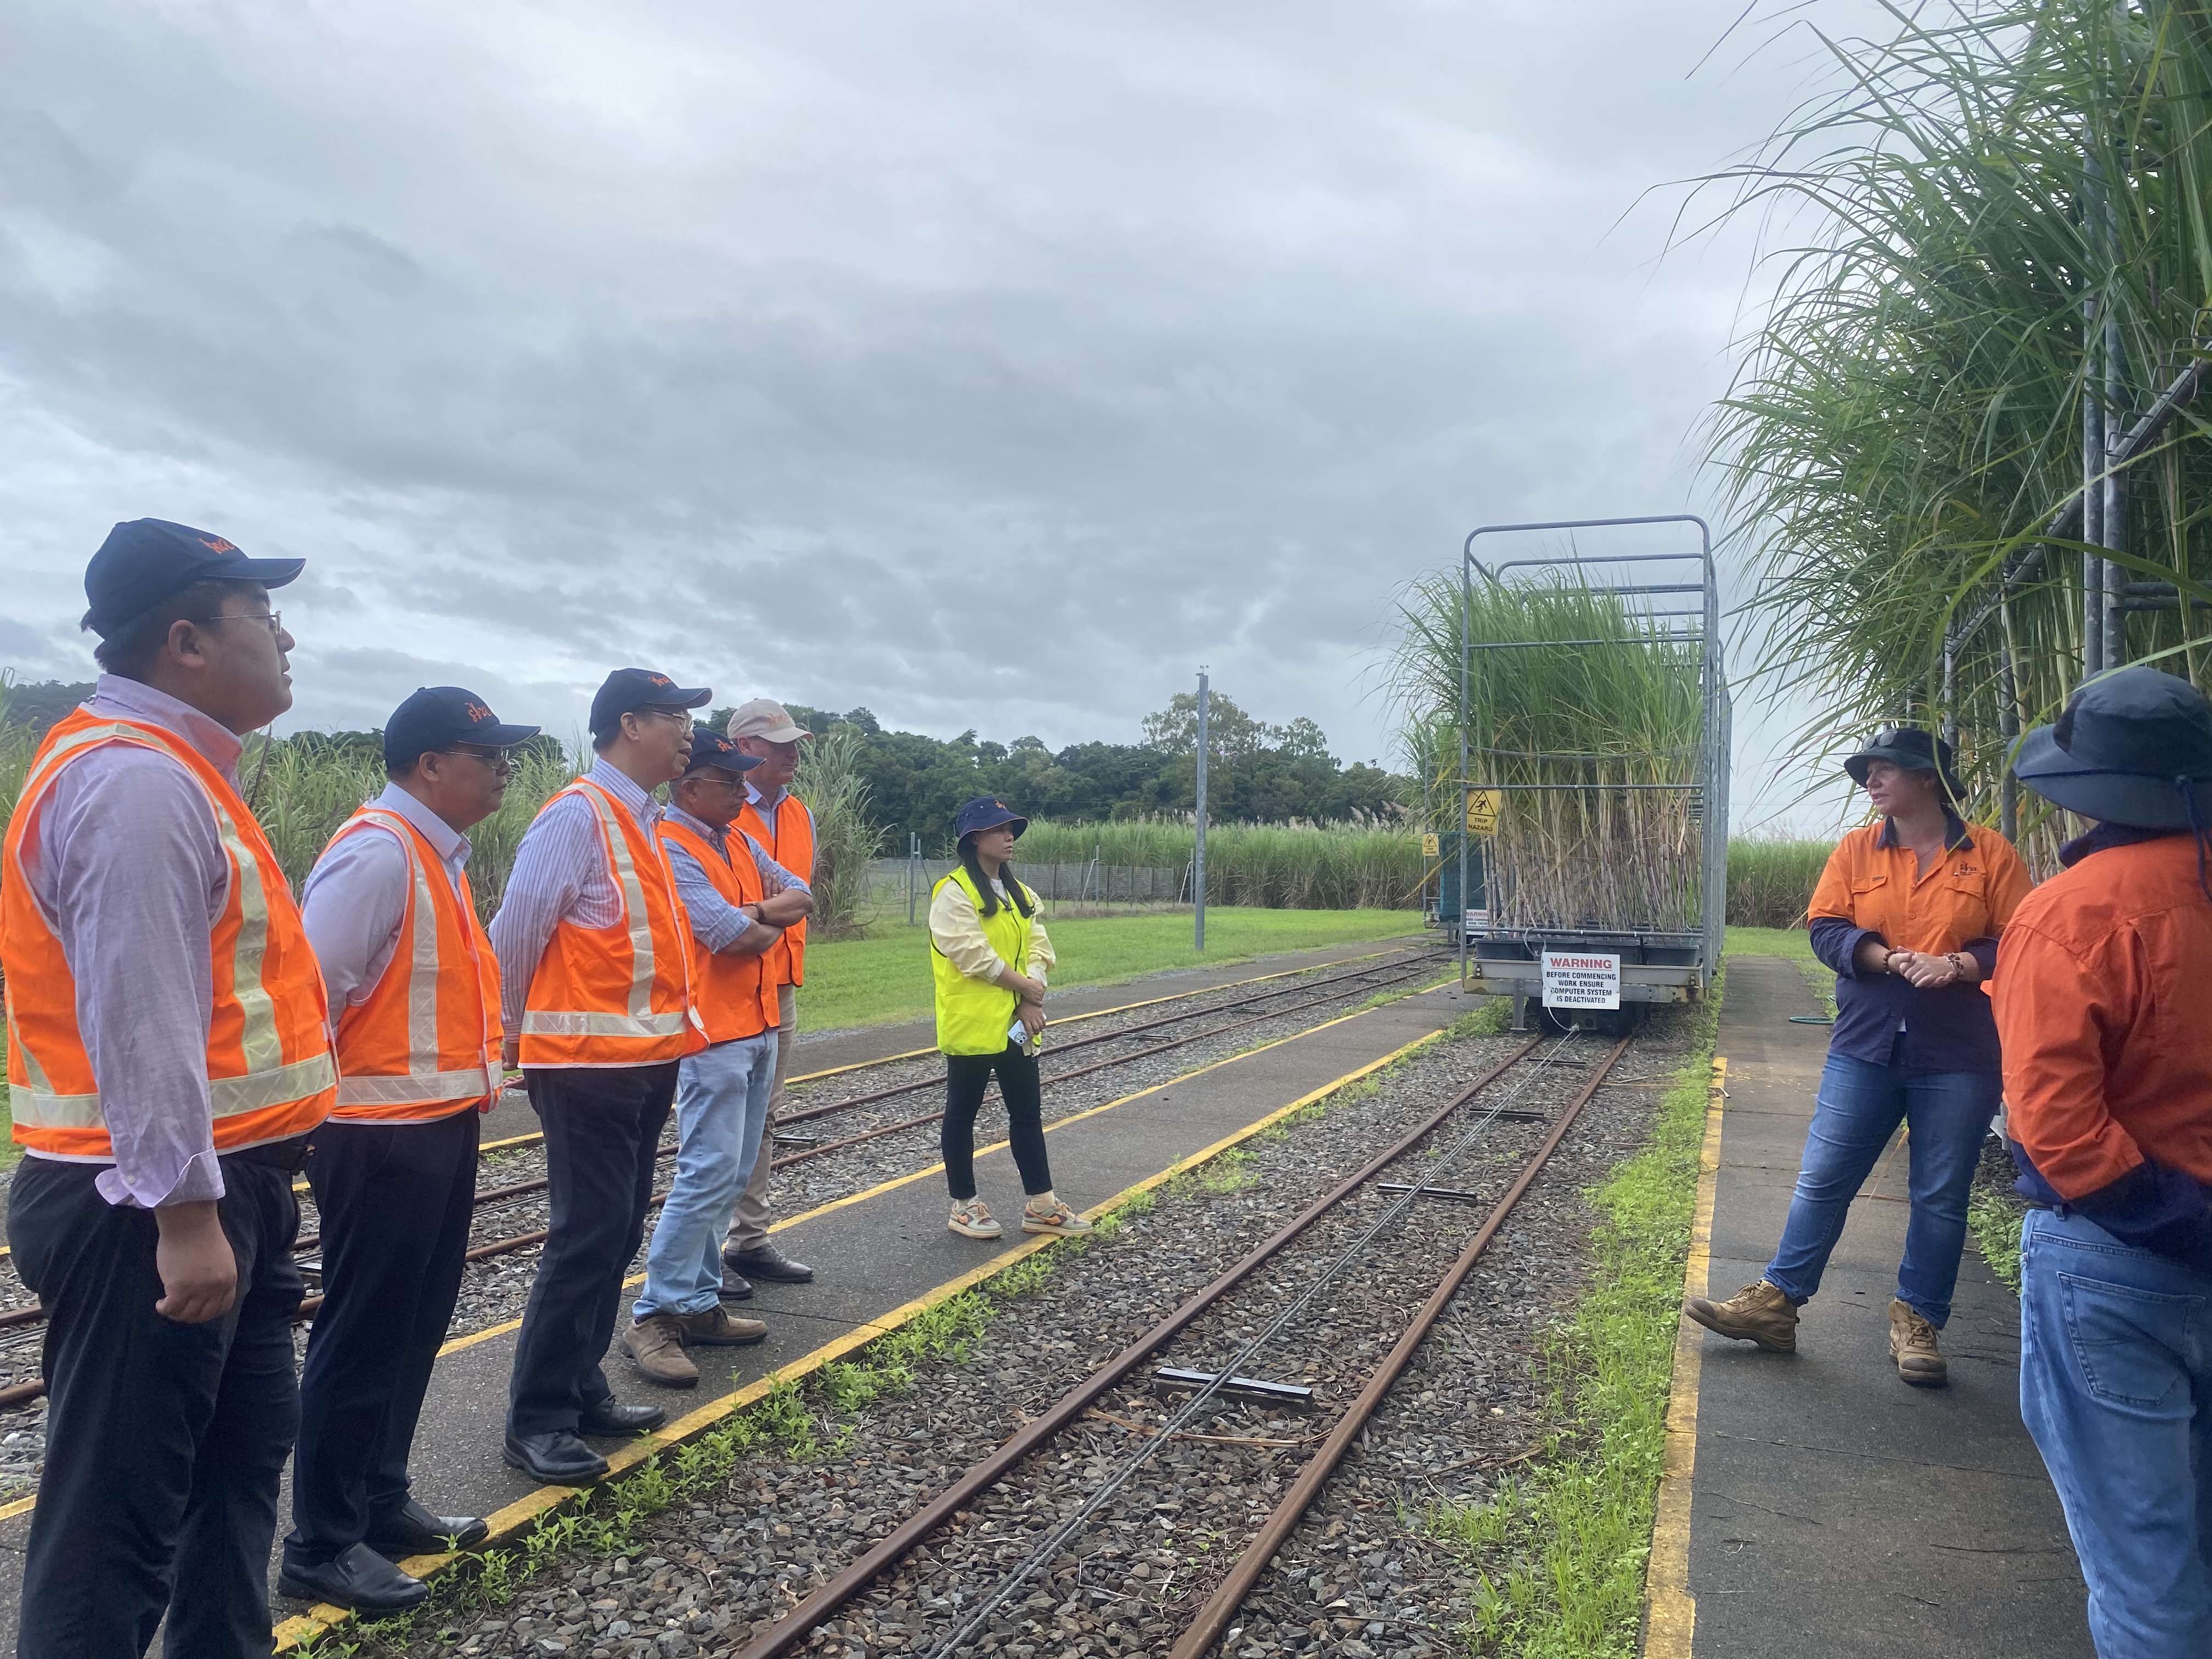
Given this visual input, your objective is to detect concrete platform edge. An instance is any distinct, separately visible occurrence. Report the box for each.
[272,1014,1459,1650]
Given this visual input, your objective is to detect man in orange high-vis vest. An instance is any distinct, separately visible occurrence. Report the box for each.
[487,667,710,1486]
[2,520,335,1659]
[624,732,812,1387]
[720,698,821,1293]
[278,687,541,1614]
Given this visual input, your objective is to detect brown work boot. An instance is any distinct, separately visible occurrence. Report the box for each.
[622,1314,698,1387]
[1684,1280,1799,1353]
[1888,1298,1948,1387]
[674,1305,768,1347]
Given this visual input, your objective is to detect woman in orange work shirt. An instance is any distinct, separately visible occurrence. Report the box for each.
[1687,727,2032,1385]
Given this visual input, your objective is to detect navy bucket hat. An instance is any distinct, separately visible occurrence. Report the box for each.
[955,796,1028,843]
[1842,725,1966,805]
[2015,665,2212,830]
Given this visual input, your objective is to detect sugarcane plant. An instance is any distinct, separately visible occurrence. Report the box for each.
[1702,0,2212,866]
[1391,570,1705,934]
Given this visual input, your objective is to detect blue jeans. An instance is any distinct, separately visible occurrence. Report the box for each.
[635,1032,776,1320]
[1763,1045,1996,1326]
[2021,1209,2212,1658]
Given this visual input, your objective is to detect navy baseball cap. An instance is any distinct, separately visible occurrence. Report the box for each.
[955,795,1028,841]
[81,518,305,637]
[588,667,712,737]
[680,730,764,778]
[383,687,541,772]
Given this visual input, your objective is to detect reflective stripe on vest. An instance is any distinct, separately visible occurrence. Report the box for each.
[2,713,336,1155]
[518,779,701,1065]
[737,792,813,988]
[323,808,503,1119]
[929,865,1036,1057]
[656,820,778,1045]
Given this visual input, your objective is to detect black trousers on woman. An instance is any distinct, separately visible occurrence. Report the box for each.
[942,1043,1053,1200]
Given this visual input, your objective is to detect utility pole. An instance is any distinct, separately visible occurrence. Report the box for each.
[1194,669,1209,953]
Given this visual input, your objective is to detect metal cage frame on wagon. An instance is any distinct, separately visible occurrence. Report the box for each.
[1452,514,1731,1017]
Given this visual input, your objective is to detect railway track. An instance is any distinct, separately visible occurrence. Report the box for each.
[0,945,1449,1417]
[726,1026,1635,1658]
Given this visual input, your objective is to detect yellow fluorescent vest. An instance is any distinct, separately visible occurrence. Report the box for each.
[930,865,1037,1057]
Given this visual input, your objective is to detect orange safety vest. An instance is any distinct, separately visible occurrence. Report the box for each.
[321,806,504,1122]
[517,778,704,1068]
[1,709,336,1159]
[737,791,814,989]
[655,819,780,1045]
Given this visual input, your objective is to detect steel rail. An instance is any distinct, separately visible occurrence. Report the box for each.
[772,953,1436,1128]
[1169,1031,1633,1658]
[729,1034,1550,1659]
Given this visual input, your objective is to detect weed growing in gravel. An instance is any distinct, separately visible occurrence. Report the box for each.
[1428,975,1722,1658]
[1444,1000,1512,1040]
[1968,1182,2027,1295]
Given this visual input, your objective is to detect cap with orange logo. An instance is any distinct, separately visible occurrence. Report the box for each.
[589,667,713,739]
[81,517,306,637]
[383,686,543,772]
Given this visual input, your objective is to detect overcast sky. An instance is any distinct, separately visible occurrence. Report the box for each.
[0,1,1883,832]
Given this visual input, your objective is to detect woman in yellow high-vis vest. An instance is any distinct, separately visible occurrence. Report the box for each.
[930,797,1092,1240]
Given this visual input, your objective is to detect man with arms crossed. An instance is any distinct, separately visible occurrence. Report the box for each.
[490,668,710,1484]
[625,731,814,1385]
[279,686,540,1612]
[2,519,335,1657]
[720,699,820,1295]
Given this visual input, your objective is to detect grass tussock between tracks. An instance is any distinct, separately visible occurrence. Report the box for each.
[1426,979,1720,1658]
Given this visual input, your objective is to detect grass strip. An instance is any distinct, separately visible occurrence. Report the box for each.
[798,907,1426,1032]
[1968,1181,2028,1296]
[1426,977,1722,1657]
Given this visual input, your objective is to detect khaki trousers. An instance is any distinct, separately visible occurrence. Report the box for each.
[725,981,797,1256]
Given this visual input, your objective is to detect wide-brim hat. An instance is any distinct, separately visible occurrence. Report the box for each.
[1842,725,1966,804]
[2016,665,2212,830]
[955,795,1028,842]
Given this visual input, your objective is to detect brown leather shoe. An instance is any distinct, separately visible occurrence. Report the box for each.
[674,1305,768,1347]
[1888,1298,1948,1386]
[1684,1280,1799,1353]
[621,1315,698,1387]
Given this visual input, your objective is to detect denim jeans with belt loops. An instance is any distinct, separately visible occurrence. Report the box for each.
[2019,1207,2212,1658]
[1763,1039,1997,1325]
[636,1031,777,1321]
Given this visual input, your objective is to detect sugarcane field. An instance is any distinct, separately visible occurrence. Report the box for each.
[7,4,2212,1658]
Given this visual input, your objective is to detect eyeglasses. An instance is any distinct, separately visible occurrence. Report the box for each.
[439,744,514,768]
[634,708,695,732]
[189,610,283,636]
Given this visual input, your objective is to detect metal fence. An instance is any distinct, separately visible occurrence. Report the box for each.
[862,857,1189,921]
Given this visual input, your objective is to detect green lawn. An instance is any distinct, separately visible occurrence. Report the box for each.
[798,907,1428,1034]
[1723,924,1816,964]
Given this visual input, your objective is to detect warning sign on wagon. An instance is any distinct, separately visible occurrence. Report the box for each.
[1542,950,1621,1010]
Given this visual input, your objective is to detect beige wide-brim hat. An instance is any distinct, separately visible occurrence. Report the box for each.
[725,698,812,743]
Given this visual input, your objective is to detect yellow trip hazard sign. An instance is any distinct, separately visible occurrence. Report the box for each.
[1420,833,1440,859]
[1464,790,1501,835]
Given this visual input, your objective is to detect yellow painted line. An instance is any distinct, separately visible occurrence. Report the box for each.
[1645,1054,1726,1659]
[273,1009,1455,1650]
[0,1492,30,1522]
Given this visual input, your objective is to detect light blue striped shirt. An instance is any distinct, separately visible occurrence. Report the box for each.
[659,802,809,954]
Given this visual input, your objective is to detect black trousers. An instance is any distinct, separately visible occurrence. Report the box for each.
[285,1108,480,1566]
[506,1063,676,1437]
[941,1043,1052,1201]
[7,1150,303,1659]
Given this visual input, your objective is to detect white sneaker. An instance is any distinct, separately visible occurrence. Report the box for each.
[949,1200,1003,1239]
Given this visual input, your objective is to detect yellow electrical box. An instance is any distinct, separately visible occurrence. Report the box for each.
[1420,833,1440,859]
[1464,790,1502,836]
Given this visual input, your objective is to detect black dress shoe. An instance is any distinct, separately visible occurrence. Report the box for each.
[502,1430,608,1486]
[278,1542,431,1612]
[576,1399,667,1437]
[365,1496,490,1556]
[720,1265,755,1301]
[724,1243,815,1283]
